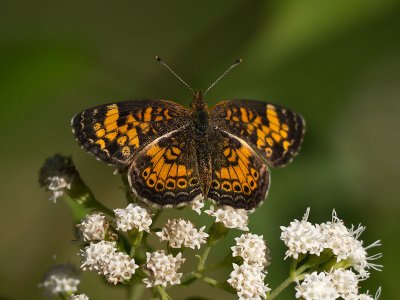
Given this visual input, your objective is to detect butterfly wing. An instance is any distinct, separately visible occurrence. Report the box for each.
[128,129,203,207]
[210,100,305,167]
[207,130,270,210]
[72,100,190,166]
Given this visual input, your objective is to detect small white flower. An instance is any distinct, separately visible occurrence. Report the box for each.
[320,211,355,262]
[77,213,107,241]
[79,241,138,284]
[143,250,185,288]
[280,208,324,259]
[227,262,270,300]
[295,271,339,300]
[80,241,117,272]
[321,211,382,278]
[102,251,139,285]
[330,268,359,298]
[39,264,80,296]
[114,203,152,232]
[156,219,208,249]
[39,155,77,202]
[232,233,269,269]
[358,288,381,300]
[69,294,89,300]
[47,176,71,203]
[205,205,249,231]
[188,197,204,215]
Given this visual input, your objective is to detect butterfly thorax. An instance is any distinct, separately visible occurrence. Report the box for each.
[190,91,209,134]
[189,91,213,194]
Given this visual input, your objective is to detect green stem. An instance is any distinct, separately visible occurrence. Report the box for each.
[189,272,219,287]
[59,294,67,300]
[67,176,114,216]
[200,275,219,287]
[155,286,171,300]
[267,276,295,300]
[197,245,211,271]
[268,257,314,299]
[130,231,144,257]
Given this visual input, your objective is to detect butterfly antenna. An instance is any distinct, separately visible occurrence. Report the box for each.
[155,56,195,96]
[204,58,243,96]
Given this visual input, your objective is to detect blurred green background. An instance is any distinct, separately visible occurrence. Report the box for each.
[1,0,399,299]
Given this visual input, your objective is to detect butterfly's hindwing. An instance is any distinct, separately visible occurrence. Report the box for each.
[207,130,270,210]
[128,129,203,207]
[72,100,190,166]
[210,100,305,167]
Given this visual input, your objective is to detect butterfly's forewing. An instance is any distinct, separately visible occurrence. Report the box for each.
[207,130,270,210]
[72,100,190,166]
[210,100,305,167]
[128,129,203,207]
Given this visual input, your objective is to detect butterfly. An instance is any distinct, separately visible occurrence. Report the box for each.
[71,59,305,210]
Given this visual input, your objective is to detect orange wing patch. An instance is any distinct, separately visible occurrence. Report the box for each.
[208,131,270,210]
[213,145,259,196]
[89,104,175,158]
[211,100,304,167]
[223,105,292,158]
[141,143,197,193]
[127,130,203,208]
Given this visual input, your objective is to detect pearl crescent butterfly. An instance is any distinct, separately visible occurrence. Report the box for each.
[71,60,305,210]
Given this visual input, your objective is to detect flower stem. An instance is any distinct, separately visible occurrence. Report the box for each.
[69,176,113,215]
[155,286,171,300]
[197,245,211,271]
[129,230,144,257]
[267,276,294,300]
[268,257,312,299]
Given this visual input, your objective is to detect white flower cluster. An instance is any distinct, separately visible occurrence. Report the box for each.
[156,218,208,249]
[295,269,381,300]
[231,233,269,269]
[295,271,338,300]
[205,205,249,231]
[229,233,270,299]
[114,203,152,232]
[47,176,71,203]
[77,213,107,241]
[143,250,185,288]
[280,209,382,277]
[39,264,80,296]
[280,208,324,259]
[69,294,89,300]
[228,263,270,300]
[80,241,138,285]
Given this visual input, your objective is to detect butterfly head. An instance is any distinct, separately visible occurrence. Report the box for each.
[190,90,208,111]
